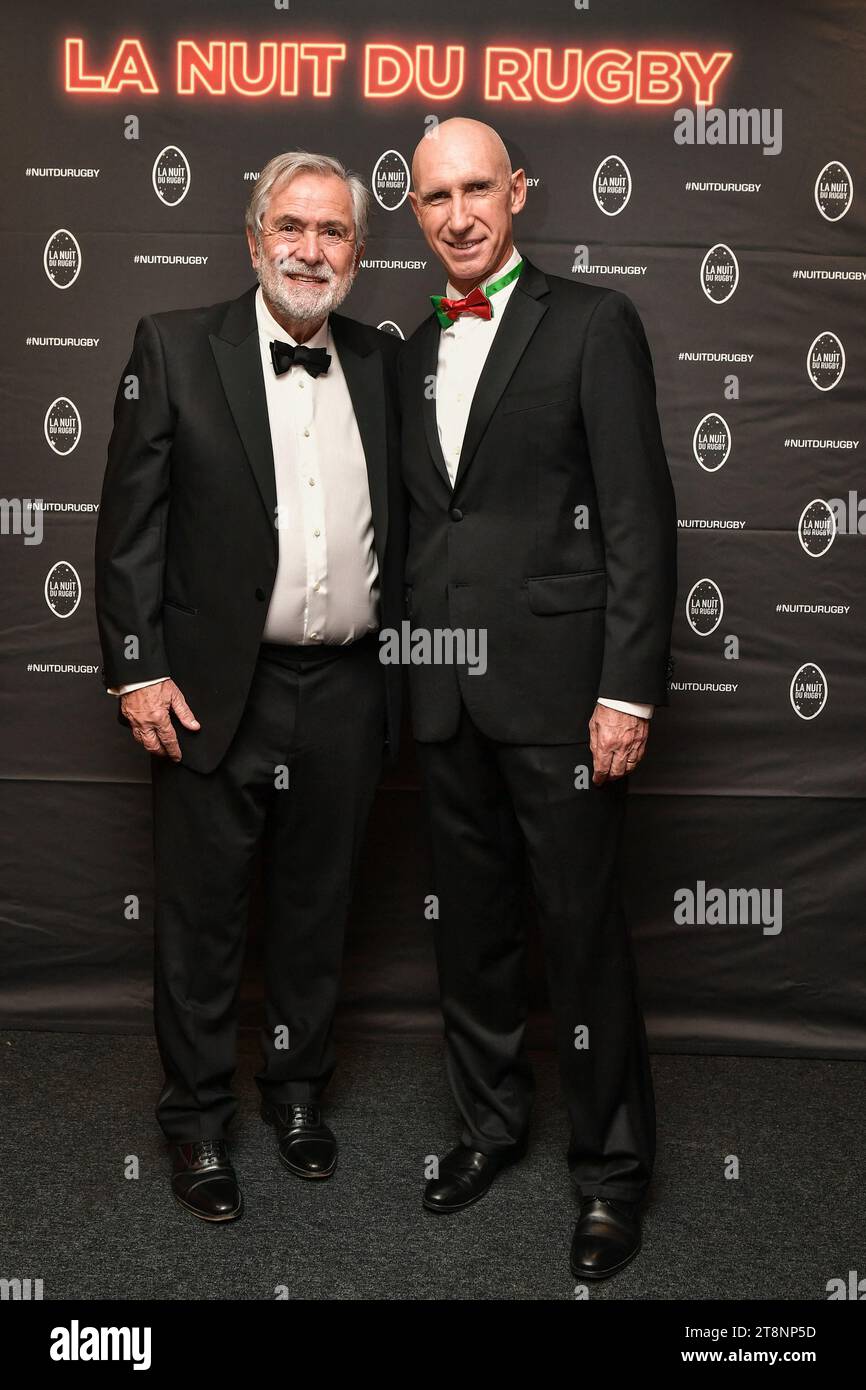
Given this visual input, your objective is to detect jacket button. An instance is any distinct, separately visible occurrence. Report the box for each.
[255,587,266,601]
[450,507,463,522]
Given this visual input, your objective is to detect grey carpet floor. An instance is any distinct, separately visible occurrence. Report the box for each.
[1,1030,862,1301]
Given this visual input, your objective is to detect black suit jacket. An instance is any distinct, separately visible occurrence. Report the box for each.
[399,256,677,743]
[95,284,405,774]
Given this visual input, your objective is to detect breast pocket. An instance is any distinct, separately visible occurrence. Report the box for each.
[163,597,198,616]
[500,380,576,415]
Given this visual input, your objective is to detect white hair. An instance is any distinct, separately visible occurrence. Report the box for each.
[245,150,371,246]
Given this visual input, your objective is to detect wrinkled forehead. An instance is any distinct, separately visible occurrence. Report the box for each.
[413,136,507,194]
[266,171,353,223]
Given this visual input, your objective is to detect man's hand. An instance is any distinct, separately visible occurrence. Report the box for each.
[589,703,649,785]
[120,679,200,762]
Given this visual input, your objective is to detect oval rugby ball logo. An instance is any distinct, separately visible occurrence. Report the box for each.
[790,662,828,720]
[44,561,82,618]
[692,413,731,472]
[814,161,853,222]
[700,243,739,304]
[152,145,191,206]
[372,150,410,211]
[44,397,82,456]
[592,155,632,216]
[686,577,724,636]
[807,331,845,391]
[797,499,836,557]
[43,229,82,289]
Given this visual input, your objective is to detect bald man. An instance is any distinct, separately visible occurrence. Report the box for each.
[399,118,677,1279]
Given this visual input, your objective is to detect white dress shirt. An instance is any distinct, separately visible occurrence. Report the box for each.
[434,244,652,721]
[109,286,379,695]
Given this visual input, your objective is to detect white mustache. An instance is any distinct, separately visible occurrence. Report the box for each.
[274,256,334,283]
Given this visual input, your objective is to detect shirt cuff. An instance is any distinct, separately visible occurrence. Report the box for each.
[597,696,654,720]
[107,677,169,696]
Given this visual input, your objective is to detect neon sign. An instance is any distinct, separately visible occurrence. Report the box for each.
[64,38,733,106]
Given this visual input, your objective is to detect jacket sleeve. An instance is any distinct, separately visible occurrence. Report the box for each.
[579,290,678,705]
[94,315,174,691]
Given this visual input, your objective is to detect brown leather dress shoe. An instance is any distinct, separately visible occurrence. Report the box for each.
[170,1139,243,1222]
[261,1101,337,1178]
[569,1196,641,1279]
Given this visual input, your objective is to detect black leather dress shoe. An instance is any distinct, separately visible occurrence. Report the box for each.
[261,1101,337,1179]
[569,1196,641,1279]
[422,1141,526,1213]
[170,1139,243,1222]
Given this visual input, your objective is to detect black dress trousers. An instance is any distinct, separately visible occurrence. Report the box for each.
[416,702,656,1204]
[150,635,385,1141]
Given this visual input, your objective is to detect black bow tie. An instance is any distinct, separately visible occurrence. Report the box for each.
[270,339,331,378]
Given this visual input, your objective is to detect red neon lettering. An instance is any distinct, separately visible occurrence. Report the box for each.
[636,50,682,104]
[299,43,346,97]
[680,51,734,105]
[65,38,104,92]
[365,44,414,97]
[533,47,582,103]
[415,45,465,100]
[583,49,633,104]
[485,47,533,101]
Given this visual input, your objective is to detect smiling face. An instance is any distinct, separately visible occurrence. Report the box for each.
[246,170,364,331]
[409,119,526,293]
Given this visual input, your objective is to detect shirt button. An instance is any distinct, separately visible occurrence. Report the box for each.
[309,631,320,640]
[308,477,315,486]
[313,582,321,592]
[313,528,321,538]
[304,428,310,438]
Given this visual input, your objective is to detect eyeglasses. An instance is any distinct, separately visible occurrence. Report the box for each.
[259,222,355,247]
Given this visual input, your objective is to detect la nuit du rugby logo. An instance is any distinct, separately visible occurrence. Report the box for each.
[152,146,191,206]
[44,397,82,456]
[372,150,410,210]
[43,229,82,289]
[686,578,723,635]
[797,499,836,557]
[700,244,739,303]
[693,413,731,472]
[44,561,82,618]
[814,161,853,222]
[592,156,632,216]
[790,663,827,720]
[807,332,845,391]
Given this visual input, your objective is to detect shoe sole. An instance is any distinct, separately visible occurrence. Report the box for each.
[261,1106,337,1180]
[569,1238,641,1281]
[172,1190,244,1223]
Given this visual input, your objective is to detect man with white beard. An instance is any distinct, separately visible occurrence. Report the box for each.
[95,152,405,1221]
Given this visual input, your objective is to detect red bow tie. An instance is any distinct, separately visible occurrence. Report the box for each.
[431,285,493,326]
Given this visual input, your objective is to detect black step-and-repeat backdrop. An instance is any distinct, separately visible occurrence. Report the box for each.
[1,1,864,1055]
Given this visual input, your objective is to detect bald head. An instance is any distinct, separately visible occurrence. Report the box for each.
[408,117,526,294]
[411,118,512,190]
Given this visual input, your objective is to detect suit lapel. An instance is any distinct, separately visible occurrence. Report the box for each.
[209,289,389,571]
[330,312,389,572]
[451,256,550,495]
[209,285,277,539]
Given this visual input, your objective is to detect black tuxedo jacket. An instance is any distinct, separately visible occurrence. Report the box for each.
[399,256,677,743]
[95,284,405,774]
